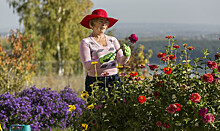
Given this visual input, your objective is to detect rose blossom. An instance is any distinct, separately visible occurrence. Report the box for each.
[202,113,215,123]
[202,73,214,83]
[137,96,146,104]
[207,61,217,70]
[167,104,177,114]
[156,121,162,127]
[163,123,170,128]
[148,64,158,71]
[128,34,138,44]
[199,108,208,117]
[190,93,201,103]
[163,67,172,75]
[157,53,166,58]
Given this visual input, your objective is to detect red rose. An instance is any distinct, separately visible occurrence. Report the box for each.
[130,72,138,77]
[173,45,180,49]
[137,96,146,104]
[154,91,160,99]
[157,81,163,87]
[169,54,177,60]
[190,93,201,103]
[165,36,172,39]
[202,73,214,83]
[163,67,172,75]
[187,46,195,50]
[167,104,177,114]
[163,123,170,128]
[174,103,181,112]
[148,64,158,71]
[157,53,166,58]
[128,34,138,44]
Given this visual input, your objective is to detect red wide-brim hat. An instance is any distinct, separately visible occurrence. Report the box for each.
[80,9,118,29]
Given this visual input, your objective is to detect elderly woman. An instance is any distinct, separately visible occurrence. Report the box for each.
[80,9,131,95]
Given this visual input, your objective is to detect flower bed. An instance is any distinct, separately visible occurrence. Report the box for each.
[69,36,219,130]
[0,86,85,131]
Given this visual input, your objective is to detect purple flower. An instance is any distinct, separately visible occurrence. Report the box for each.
[199,108,208,117]
[95,105,103,110]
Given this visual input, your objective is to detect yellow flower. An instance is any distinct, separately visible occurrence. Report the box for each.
[91,61,98,65]
[90,84,94,87]
[87,104,94,109]
[0,124,2,131]
[81,93,89,100]
[82,123,88,130]
[68,105,76,113]
[116,65,123,69]
[81,91,88,94]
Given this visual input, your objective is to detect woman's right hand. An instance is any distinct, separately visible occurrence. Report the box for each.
[99,52,116,64]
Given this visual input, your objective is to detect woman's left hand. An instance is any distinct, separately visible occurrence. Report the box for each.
[122,43,131,57]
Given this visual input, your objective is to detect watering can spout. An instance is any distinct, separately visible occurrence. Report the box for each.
[9,125,31,131]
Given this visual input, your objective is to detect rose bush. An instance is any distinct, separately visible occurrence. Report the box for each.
[69,35,219,131]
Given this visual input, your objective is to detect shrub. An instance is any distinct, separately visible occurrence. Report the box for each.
[0,86,85,131]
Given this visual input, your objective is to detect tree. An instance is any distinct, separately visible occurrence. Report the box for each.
[7,0,93,75]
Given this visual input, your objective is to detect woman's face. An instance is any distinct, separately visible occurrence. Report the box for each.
[91,18,109,34]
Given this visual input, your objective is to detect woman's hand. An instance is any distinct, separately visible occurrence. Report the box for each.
[99,52,116,64]
[122,43,131,57]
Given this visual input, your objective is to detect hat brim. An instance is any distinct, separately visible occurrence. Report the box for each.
[80,14,118,29]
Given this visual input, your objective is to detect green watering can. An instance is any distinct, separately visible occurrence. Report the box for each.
[9,125,31,131]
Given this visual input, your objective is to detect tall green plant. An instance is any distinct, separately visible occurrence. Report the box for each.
[7,0,93,75]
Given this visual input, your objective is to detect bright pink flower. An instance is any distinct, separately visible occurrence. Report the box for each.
[95,105,103,110]
[101,72,109,77]
[202,73,214,83]
[202,113,215,123]
[190,93,201,103]
[199,108,208,117]
[128,34,138,44]
[207,61,217,70]
[167,104,177,114]
[156,121,162,127]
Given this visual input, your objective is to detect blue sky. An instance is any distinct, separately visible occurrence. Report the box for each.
[1,0,220,32]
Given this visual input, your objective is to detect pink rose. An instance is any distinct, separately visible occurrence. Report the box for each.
[156,121,162,127]
[202,73,214,83]
[207,61,217,70]
[190,93,201,103]
[167,104,177,114]
[202,113,215,123]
